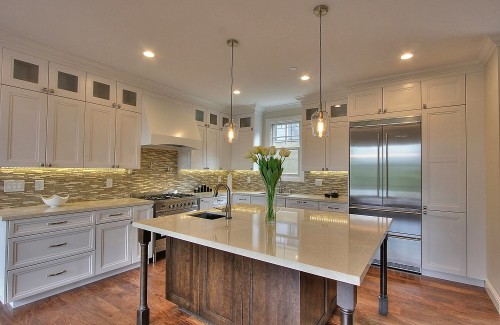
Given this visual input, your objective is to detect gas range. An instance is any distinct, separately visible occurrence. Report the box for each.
[133,192,198,216]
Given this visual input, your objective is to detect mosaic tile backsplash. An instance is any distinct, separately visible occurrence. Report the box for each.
[0,148,347,209]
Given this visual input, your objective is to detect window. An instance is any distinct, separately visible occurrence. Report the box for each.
[271,121,300,176]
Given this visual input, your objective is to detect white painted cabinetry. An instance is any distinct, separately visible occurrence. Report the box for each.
[233,195,251,204]
[1,49,48,92]
[86,74,117,107]
[326,121,349,171]
[231,130,254,170]
[285,199,319,210]
[115,110,142,169]
[48,62,86,101]
[84,103,117,168]
[348,87,382,117]
[130,205,153,264]
[422,105,467,277]
[190,125,220,170]
[421,75,465,109]
[302,125,326,171]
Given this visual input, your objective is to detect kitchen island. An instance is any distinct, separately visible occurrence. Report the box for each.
[133,204,391,325]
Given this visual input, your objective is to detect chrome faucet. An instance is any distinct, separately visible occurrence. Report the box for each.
[214,184,232,219]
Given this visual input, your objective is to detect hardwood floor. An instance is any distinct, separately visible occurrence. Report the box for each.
[1,262,499,325]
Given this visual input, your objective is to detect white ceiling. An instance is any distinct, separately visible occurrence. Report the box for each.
[1,0,499,109]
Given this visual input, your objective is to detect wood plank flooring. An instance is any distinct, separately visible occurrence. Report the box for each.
[1,262,499,325]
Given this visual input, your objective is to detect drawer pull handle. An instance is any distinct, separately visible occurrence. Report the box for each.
[328,207,339,209]
[109,213,123,217]
[49,242,67,248]
[47,270,67,277]
[47,220,68,226]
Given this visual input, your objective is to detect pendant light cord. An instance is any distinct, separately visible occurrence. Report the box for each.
[230,41,234,119]
[319,12,323,111]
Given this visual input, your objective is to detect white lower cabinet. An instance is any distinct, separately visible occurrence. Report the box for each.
[7,252,94,302]
[422,211,467,276]
[233,195,251,204]
[285,199,319,210]
[131,205,153,264]
[95,219,132,275]
[318,202,348,213]
[250,195,286,207]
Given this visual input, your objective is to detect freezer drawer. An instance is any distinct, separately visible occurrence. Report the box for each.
[373,234,421,273]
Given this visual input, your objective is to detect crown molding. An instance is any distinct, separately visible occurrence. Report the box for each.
[262,102,302,112]
[478,34,500,66]
[0,28,222,111]
[345,62,484,90]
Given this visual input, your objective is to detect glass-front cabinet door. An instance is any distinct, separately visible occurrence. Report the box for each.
[2,49,49,92]
[207,110,219,129]
[48,63,86,101]
[86,73,117,107]
[237,114,253,131]
[117,82,142,113]
[195,108,207,127]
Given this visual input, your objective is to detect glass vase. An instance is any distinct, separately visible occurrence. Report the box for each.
[263,181,278,224]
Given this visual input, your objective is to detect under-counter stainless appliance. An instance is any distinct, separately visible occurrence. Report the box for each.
[349,116,422,273]
[133,192,198,262]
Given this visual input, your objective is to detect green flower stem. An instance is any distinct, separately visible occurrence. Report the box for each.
[265,182,277,223]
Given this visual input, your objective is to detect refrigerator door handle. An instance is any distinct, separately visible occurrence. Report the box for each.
[385,132,389,198]
[377,133,381,197]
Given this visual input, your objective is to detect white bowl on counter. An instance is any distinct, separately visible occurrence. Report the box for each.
[41,194,69,207]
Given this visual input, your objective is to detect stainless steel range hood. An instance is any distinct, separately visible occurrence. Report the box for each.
[141,95,202,150]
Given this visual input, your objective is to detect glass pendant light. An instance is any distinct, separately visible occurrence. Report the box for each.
[224,39,240,144]
[311,5,330,138]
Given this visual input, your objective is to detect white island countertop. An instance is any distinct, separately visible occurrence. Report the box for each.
[133,204,391,286]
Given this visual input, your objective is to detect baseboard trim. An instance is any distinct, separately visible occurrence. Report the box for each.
[422,269,485,287]
[8,263,140,308]
[486,279,500,313]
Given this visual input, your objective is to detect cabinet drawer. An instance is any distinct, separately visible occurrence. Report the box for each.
[233,195,250,203]
[250,196,266,205]
[8,252,94,302]
[318,202,348,213]
[9,212,95,238]
[96,207,132,224]
[285,199,319,210]
[8,226,94,270]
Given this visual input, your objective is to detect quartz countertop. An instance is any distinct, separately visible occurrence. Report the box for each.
[233,191,348,204]
[133,204,390,286]
[0,198,152,221]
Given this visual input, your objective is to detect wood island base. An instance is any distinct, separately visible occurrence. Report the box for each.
[166,237,337,325]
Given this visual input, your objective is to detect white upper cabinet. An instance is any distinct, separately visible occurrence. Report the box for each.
[207,110,220,129]
[231,130,254,170]
[421,75,465,109]
[0,85,47,167]
[190,126,206,170]
[348,87,383,117]
[205,128,220,169]
[86,74,117,107]
[194,108,207,127]
[115,110,141,169]
[194,108,219,129]
[48,63,86,101]
[383,82,421,113]
[422,105,466,213]
[237,114,253,131]
[326,100,348,122]
[46,96,85,167]
[326,121,349,171]
[219,122,232,170]
[117,82,142,113]
[84,103,117,168]
[302,125,326,171]
[302,102,320,125]
[2,49,49,92]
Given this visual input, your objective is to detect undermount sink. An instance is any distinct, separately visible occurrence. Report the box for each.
[258,192,291,196]
[188,212,226,220]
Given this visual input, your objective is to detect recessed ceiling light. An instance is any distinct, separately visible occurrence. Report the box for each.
[400,53,413,60]
[143,50,155,58]
[301,75,310,81]
[290,67,297,71]
[233,90,241,95]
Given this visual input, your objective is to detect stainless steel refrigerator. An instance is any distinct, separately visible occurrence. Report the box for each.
[349,116,422,273]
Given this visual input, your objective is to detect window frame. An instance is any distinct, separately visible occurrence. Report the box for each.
[266,116,304,182]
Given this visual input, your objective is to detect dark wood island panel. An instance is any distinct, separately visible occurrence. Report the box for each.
[166,237,337,325]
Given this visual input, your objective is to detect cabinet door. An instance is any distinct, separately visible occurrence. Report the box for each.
[326,100,348,122]
[219,129,232,170]
[422,211,466,276]
[205,127,220,170]
[421,75,465,109]
[48,62,86,101]
[115,110,141,169]
[220,113,230,128]
[0,85,47,167]
[46,96,85,167]
[2,49,48,92]
[95,220,132,275]
[237,114,253,131]
[117,82,142,113]
[84,103,116,168]
[191,126,206,169]
[348,87,382,117]
[422,106,466,213]
[207,110,219,129]
[383,82,421,113]
[250,196,266,205]
[285,199,319,210]
[131,205,153,264]
[326,122,349,171]
[195,108,207,127]
[233,195,251,204]
[302,125,326,171]
[302,103,320,125]
[231,130,254,170]
[86,74,117,107]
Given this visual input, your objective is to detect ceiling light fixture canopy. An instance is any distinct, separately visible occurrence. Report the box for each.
[224,39,240,144]
[311,5,330,138]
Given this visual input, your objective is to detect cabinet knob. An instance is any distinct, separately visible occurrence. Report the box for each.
[112,103,117,108]
[117,104,122,109]
[423,206,427,210]
[48,163,52,167]
[378,108,382,114]
[383,107,387,113]
[423,104,427,109]
[49,89,55,94]
[40,163,45,167]
[42,87,48,93]
[115,165,119,168]
[111,165,115,168]
[423,211,427,215]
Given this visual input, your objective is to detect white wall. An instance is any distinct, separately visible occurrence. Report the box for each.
[485,47,500,312]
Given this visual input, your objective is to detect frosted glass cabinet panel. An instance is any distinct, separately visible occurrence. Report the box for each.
[2,49,48,92]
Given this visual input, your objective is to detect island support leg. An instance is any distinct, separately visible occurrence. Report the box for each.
[337,282,357,325]
[137,229,151,325]
[379,234,388,315]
